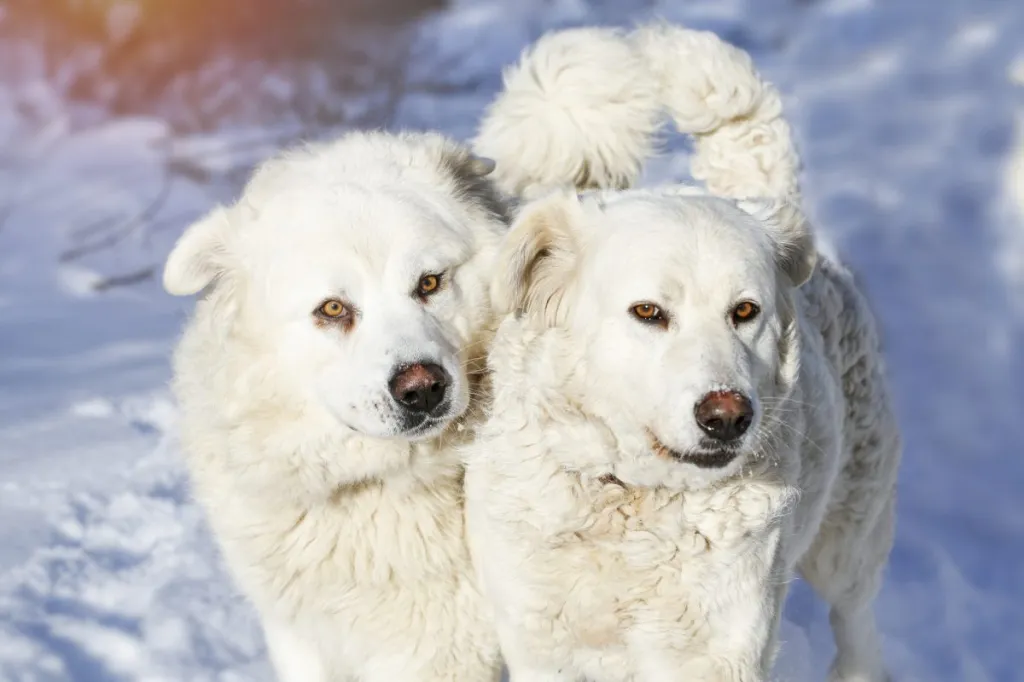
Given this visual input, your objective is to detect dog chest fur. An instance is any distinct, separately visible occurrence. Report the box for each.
[176,355,499,678]
[466,323,801,680]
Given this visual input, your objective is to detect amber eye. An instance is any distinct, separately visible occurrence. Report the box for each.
[731,301,760,325]
[417,273,443,298]
[318,300,348,318]
[631,303,666,326]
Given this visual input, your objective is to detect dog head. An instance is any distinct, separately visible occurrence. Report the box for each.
[494,188,815,488]
[164,132,506,442]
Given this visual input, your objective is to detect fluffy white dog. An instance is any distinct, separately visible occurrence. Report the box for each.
[466,25,900,682]
[162,132,506,681]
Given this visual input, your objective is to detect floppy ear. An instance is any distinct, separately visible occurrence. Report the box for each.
[492,189,583,325]
[162,207,234,296]
[736,198,817,287]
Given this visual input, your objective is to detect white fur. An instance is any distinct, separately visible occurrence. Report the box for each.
[164,131,504,681]
[474,23,800,200]
[631,23,800,199]
[467,24,899,682]
[473,27,662,198]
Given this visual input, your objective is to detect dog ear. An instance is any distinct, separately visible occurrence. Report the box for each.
[464,154,496,177]
[736,198,817,287]
[493,189,583,325]
[163,207,235,296]
[439,148,508,224]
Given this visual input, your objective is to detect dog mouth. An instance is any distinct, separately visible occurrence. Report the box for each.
[647,431,740,469]
[390,366,472,440]
[397,401,460,439]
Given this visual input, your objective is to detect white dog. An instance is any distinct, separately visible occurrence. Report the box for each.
[466,25,900,682]
[162,132,506,681]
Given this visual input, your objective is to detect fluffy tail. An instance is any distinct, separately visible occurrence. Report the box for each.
[473,23,800,200]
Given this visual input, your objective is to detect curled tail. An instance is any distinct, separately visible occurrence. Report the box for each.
[473,23,800,201]
[473,27,664,198]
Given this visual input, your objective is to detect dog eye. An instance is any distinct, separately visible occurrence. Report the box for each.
[316,299,349,319]
[631,303,667,327]
[731,301,760,325]
[416,273,444,299]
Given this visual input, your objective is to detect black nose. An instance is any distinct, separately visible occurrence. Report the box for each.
[694,390,754,442]
[388,363,449,414]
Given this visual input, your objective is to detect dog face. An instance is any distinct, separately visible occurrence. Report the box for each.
[164,134,505,441]
[495,189,815,487]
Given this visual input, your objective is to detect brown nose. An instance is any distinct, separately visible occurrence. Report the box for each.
[388,363,449,414]
[694,390,754,442]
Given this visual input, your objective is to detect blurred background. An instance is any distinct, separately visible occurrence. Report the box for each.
[0,0,1020,680]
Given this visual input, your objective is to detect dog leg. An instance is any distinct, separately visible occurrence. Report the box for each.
[363,657,502,682]
[502,658,578,682]
[800,477,896,682]
[631,642,764,682]
[799,294,900,682]
[825,605,889,682]
[418,646,504,682]
[494,621,578,682]
[505,670,578,682]
[501,654,578,681]
[629,532,789,682]
[263,617,330,682]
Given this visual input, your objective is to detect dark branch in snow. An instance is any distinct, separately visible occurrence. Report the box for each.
[60,174,172,263]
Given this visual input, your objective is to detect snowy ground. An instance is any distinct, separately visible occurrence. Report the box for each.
[0,0,1022,680]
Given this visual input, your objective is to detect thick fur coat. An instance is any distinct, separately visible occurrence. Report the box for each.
[164,133,505,681]
[466,25,900,682]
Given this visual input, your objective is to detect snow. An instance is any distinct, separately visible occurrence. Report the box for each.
[1,0,1021,680]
